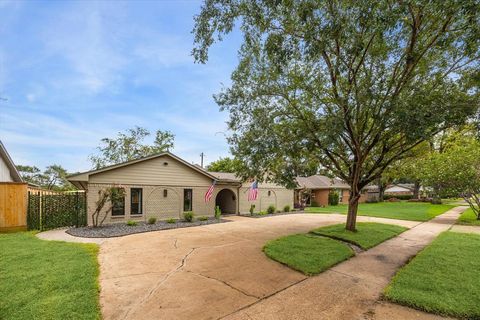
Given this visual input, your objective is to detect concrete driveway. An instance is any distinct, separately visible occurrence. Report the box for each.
[98,213,422,320]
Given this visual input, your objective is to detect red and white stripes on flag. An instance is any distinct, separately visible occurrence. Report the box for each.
[204,180,216,202]
[248,180,258,201]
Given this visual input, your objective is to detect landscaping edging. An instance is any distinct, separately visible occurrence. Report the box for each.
[66,218,230,238]
[241,211,304,218]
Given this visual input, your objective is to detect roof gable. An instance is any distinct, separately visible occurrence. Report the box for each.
[0,140,22,182]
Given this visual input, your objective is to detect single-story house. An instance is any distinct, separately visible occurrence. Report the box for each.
[67,152,293,225]
[295,175,375,206]
[385,183,415,196]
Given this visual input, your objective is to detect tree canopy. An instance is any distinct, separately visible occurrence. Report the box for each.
[193,0,480,230]
[89,126,175,169]
[17,164,75,191]
[205,157,241,172]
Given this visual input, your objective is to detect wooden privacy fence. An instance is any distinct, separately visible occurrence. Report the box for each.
[0,183,27,232]
[27,191,87,231]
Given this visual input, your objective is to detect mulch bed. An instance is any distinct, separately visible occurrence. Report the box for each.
[240,211,305,218]
[67,217,230,238]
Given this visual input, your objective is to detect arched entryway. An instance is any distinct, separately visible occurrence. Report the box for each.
[215,189,237,215]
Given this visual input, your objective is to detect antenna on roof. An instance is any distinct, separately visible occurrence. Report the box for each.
[200,152,205,168]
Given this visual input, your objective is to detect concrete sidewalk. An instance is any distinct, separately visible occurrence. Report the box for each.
[224,206,466,320]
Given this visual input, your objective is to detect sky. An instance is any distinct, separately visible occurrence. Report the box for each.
[0,0,242,172]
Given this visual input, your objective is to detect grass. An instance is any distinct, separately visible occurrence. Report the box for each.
[385,232,480,318]
[263,234,353,275]
[0,232,100,320]
[457,208,480,226]
[305,202,454,221]
[310,222,408,249]
[264,222,406,275]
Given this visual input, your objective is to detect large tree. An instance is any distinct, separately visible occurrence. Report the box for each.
[17,164,75,191]
[193,0,479,230]
[89,126,175,169]
[206,157,241,172]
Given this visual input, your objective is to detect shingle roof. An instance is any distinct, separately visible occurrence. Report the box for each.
[295,175,349,190]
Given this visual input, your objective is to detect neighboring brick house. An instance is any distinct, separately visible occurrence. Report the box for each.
[67,152,293,225]
[384,184,415,196]
[295,175,370,207]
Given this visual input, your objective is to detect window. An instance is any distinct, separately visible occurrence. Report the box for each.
[131,188,143,215]
[338,189,343,202]
[184,189,192,211]
[111,189,125,216]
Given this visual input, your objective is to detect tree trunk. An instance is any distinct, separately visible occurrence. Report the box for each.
[378,183,385,202]
[346,187,361,231]
[413,181,420,199]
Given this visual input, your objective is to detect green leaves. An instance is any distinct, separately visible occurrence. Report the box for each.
[89,126,174,169]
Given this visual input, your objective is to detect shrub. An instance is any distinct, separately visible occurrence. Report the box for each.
[215,206,222,219]
[126,220,137,226]
[147,217,157,225]
[387,197,400,202]
[166,218,176,224]
[249,204,255,215]
[383,194,413,200]
[283,205,291,212]
[183,211,194,222]
[311,200,319,207]
[431,197,443,205]
[198,216,208,221]
[258,211,268,215]
[328,191,339,206]
[267,205,276,214]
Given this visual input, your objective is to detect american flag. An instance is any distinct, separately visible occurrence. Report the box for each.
[204,180,216,202]
[248,180,258,201]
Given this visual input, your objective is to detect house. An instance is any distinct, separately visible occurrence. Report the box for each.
[295,174,372,207]
[0,140,26,232]
[385,183,415,196]
[67,152,293,225]
[0,140,23,182]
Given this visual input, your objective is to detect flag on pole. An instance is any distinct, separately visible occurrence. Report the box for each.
[204,180,216,202]
[248,180,258,201]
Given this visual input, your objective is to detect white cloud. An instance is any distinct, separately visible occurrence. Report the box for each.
[42,3,127,94]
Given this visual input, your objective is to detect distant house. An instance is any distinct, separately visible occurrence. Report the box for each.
[68,152,293,225]
[0,140,22,183]
[385,184,415,196]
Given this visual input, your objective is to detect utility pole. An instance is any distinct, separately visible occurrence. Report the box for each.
[200,152,205,168]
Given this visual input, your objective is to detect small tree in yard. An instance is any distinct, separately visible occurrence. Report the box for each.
[92,187,126,227]
[193,0,479,230]
[420,137,480,219]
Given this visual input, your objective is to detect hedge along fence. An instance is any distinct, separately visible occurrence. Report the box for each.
[27,191,87,231]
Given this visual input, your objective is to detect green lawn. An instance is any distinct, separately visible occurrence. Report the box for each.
[310,222,408,249]
[0,232,100,320]
[457,208,480,226]
[264,222,407,275]
[305,202,454,221]
[385,232,480,318]
[264,234,353,275]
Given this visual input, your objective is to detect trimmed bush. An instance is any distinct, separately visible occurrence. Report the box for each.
[183,211,194,222]
[249,204,255,215]
[147,217,157,225]
[328,191,339,206]
[267,205,276,214]
[215,206,222,219]
[311,200,319,207]
[431,197,443,205]
[126,220,137,226]
[166,218,176,224]
[384,194,413,200]
[198,216,208,221]
[284,205,290,212]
